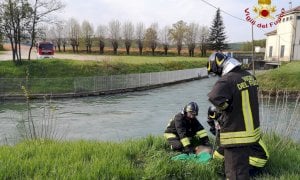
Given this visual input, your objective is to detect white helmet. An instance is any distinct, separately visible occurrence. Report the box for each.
[207,52,241,76]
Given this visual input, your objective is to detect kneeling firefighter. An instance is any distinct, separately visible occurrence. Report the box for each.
[208,105,269,175]
[164,102,210,154]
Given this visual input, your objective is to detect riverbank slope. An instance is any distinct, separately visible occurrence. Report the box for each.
[0,134,299,179]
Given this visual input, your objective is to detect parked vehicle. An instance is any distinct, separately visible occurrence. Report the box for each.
[36,42,54,59]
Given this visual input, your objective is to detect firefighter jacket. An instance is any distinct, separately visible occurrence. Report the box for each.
[208,67,261,147]
[164,113,209,147]
[213,138,269,168]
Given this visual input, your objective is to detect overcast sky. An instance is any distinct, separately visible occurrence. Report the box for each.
[60,0,298,42]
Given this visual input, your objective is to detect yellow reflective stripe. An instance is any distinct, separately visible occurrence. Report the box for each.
[219,102,229,110]
[213,150,224,159]
[207,61,211,71]
[180,137,191,147]
[220,129,261,145]
[258,139,270,158]
[209,113,216,119]
[221,128,260,138]
[163,133,176,139]
[249,157,267,167]
[216,58,224,66]
[196,130,208,138]
[242,90,254,131]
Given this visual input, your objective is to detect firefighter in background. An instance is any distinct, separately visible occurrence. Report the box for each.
[207,105,269,176]
[164,102,210,154]
[207,52,262,180]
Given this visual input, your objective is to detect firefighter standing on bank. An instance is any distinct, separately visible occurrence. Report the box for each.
[207,105,269,176]
[207,52,263,180]
[164,102,210,154]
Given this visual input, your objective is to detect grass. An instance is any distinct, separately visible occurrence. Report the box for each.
[256,61,300,91]
[0,57,207,78]
[0,134,299,179]
[0,57,207,95]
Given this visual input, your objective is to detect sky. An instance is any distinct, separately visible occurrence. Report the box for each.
[59,0,298,43]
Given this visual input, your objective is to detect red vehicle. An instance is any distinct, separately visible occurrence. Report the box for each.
[36,42,54,59]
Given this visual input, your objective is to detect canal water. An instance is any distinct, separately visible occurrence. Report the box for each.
[0,76,299,144]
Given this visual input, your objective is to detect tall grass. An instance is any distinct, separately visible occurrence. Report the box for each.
[15,73,66,141]
[260,91,300,143]
[0,133,299,179]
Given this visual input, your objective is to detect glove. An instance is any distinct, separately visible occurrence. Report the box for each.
[207,119,215,128]
[209,127,216,136]
[183,146,194,154]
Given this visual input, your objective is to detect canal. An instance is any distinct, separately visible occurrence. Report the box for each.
[0,76,299,144]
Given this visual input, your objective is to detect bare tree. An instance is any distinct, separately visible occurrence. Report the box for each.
[185,23,199,57]
[0,0,32,63]
[199,26,209,57]
[169,20,187,56]
[135,22,145,55]
[81,20,94,53]
[0,33,3,50]
[61,21,68,52]
[122,21,134,55]
[144,23,158,56]
[48,22,64,52]
[159,25,171,56]
[108,20,121,55]
[67,18,80,53]
[27,0,65,60]
[96,24,106,54]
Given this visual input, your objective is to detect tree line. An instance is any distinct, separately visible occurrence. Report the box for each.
[47,19,211,57]
[46,8,228,57]
[0,0,228,63]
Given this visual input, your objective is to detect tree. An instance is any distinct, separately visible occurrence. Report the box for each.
[108,20,121,55]
[0,0,32,63]
[122,21,134,55]
[159,26,170,56]
[81,20,94,53]
[96,25,106,54]
[0,32,3,50]
[169,20,187,56]
[144,24,158,56]
[199,26,209,57]
[67,18,80,53]
[135,22,145,55]
[48,22,64,52]
[185,23,199,57]
[241,39,266,51]
[0,0,64,62]
[27,0,65,60]
[208,8,228,51]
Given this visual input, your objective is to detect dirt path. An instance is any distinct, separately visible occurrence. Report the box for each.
[0,44,109,61]
[0,50,112,61]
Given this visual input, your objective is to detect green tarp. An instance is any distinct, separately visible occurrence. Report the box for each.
[171,152,212,164]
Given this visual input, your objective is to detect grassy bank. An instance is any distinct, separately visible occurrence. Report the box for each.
[0,134,299,179]
[257,61,300,91]
[0,57,207,78]
[0,57,207,95]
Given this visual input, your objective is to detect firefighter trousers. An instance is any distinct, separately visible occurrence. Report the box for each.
[224,146,250,180]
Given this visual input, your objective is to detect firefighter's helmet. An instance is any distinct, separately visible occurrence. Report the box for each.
[208,105,220,120]
[184,102,199,116]
[207,52,241,76]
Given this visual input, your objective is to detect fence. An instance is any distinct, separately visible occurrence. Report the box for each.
[0,68,207,99]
